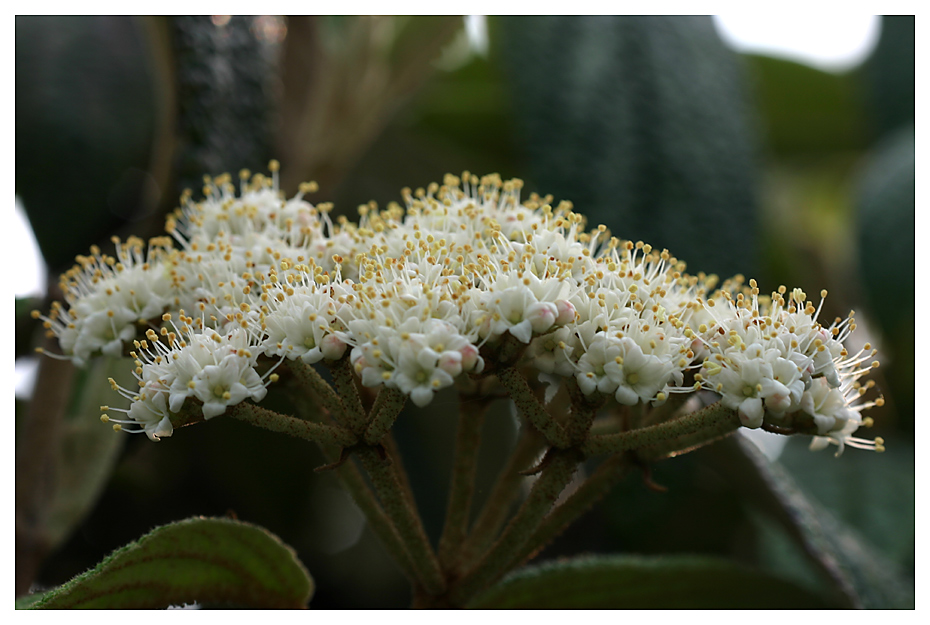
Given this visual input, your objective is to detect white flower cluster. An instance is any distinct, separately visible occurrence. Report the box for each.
[38,164,883,453]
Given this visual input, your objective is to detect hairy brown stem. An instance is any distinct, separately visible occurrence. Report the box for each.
[457,424,545,570]
[449,448,582,605]
[582,402,740,457]
[437,398,488,569]
[496,367,569,448]
[356,446,446,596]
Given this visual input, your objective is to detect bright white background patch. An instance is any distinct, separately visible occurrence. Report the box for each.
[713,14,882,73]
[13,196,46,298]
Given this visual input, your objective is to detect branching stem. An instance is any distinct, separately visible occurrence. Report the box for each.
[437,397,489,569]
[229,403,357,447]
[356,446,446,596]
[496,367,570,448]
[449,448,582,604]
[364,387,407,445]
[582,402,740,457]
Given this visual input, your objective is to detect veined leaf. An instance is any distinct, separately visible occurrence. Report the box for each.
[25,517,313,609]
[468,554,830,609]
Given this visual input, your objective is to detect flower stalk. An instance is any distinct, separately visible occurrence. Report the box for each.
[456,424,546,571]
[437,397,489,569]
[449,448,582,604]
[229,403,357,447]
[582,402,741,457]
[356,446,446,596]
[496,367,570,448]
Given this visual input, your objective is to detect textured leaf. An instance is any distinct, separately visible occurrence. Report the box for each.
[711,435,914,608]
[30,517,314,609]
[468,554,829,609]
[496,15,759,278]
[15,591,51,609]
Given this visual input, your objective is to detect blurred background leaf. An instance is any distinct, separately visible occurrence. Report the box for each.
[15,357,132,596]
[468,554,830,609]
[496,15,760,278]
[15,16,173,272]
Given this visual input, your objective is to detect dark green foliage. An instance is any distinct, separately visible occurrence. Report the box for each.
[469,554,829,608]
[15,16,159,271]
[863,16,915,139]
[496,15,759,278]
[746,54,870,155]
[25,517,314,609]
[710,437,914,609]
[854,125,915,424]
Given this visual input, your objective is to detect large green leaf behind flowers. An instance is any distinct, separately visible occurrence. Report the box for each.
[496,15,759,278]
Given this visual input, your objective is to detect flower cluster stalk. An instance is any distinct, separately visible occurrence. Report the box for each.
[326,358,369,434]
[449,448,582,604]
[364,387,407,445]
[456,425,546,571]
[328,450,421,585]
[286,361,348,426]
[437,398,489,568]
[356,446,446,595]
[497,367,570,448]
[508,453,633,571]
[229,403,357,447]
[582,402,741,457]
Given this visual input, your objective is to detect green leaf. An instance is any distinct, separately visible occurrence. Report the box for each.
[496,16,759,278]
[467,554,830,609]
[28,517,314,609]
[710,435,914,609]
[15,590,52,609]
